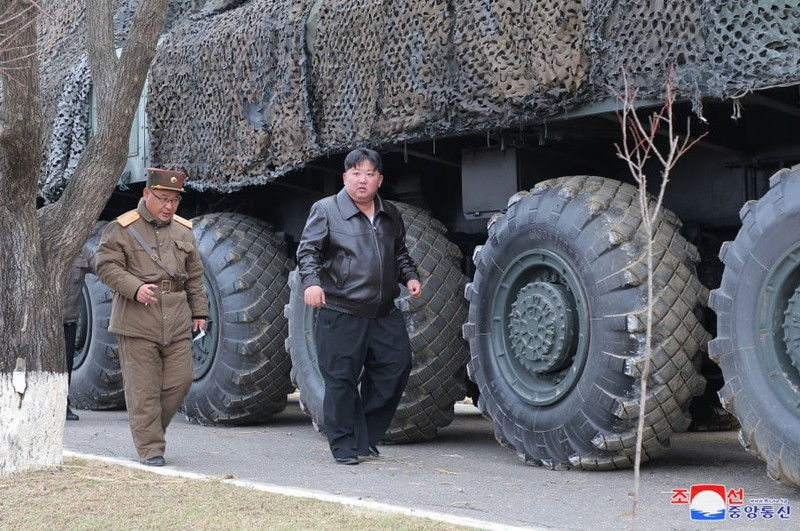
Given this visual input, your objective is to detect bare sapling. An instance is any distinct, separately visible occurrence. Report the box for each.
[612,67,706,524]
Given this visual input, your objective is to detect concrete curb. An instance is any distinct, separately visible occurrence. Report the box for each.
[64,450,542,531]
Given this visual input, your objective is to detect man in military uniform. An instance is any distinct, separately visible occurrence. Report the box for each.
[63,244,95,421]
[96,168,208,466]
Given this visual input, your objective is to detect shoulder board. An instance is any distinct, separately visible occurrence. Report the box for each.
[172,214,192,229]
[115,210,140,227]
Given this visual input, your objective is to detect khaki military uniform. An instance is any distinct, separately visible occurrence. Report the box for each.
[96,197,208,460]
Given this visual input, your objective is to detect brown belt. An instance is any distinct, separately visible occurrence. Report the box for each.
[160,279,184,293]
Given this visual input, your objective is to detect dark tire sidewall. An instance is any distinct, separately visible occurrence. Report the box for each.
[286,269,325,431]
[465,176,707,468]
[182,213,294,424]
[711,168,800,484]
[468,201,625,443]
[69,221,125,410]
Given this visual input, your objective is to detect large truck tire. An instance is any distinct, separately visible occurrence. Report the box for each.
[285,203,470,443]
[709,165,800,487]
[69,221,125,410]
[688,355,740,432]
[182,213,294,425]
[463,176,709,470]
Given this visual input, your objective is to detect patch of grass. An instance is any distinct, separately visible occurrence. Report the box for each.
[0,458,470,530]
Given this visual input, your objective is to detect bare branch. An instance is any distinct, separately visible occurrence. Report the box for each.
[613,66,707,526]
[0,2,37,55]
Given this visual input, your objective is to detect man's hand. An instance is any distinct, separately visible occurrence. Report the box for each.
[407,279,422,299]
[304,285,325,308]
[138,284,158,306]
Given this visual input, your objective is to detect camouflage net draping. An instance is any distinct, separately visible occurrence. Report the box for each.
[37,0,199,203]
[144,0,589,191]
[37,0,800,197]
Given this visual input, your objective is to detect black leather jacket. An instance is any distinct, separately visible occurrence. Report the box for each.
[296,188,419,318]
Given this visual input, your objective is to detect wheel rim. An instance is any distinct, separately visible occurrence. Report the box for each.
[192,273,219,380]
[767,244,800,412]
[784,289,800,371]
[73,283,92,369]
[490,249,589,406]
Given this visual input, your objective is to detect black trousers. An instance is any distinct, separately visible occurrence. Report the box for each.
[64,323,78,383]
[316,307,412,458]
[64,323,77,405]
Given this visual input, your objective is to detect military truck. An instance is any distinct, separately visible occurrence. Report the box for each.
[38,1,800,486]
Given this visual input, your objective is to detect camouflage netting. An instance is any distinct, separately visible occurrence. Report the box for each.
[38,0,800,196]
[308,0,587,150]
[40,54,92,203]
[37,0,200,203]
[147,0,590,191]
[596,1,800,104]
[595,0,707,96]
[37,0,88,203]
[146,0,320,191]
[705,1,800,96]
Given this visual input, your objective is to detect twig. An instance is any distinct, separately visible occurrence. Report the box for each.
[611,66,706,527]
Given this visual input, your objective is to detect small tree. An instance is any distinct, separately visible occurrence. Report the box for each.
[612,67,706,523]
[0,0,169,475]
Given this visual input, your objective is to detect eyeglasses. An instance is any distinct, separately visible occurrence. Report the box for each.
[149,192,182,206]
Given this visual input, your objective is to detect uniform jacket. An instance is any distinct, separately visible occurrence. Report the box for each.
[96,198,208,345]
[296,188,419,318]
[63,245,95,324]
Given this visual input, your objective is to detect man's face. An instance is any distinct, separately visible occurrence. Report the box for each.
[144,188,181,222]
[343,160,383,205]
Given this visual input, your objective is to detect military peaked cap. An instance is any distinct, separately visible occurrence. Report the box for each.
[147,168,185,192]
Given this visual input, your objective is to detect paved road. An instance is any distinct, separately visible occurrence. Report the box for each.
[64,397,799,530]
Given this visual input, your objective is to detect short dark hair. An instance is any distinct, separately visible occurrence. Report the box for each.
[344,147,382,173]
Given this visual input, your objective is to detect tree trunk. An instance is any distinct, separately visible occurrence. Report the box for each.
[0,0,61,474]
[0,0,169,476]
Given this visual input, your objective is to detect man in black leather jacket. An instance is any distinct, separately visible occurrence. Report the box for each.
[297,147,422,465]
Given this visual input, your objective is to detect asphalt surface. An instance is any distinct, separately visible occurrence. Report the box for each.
[63,396,800,530]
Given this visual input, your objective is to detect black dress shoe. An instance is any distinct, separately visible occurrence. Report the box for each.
[368,445,380,457]
[334,456,360,465]
[66,408,79,421]
[141,456,166,467]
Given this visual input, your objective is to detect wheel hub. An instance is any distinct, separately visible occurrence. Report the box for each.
[488,248,589,406]
[508,281,576,373]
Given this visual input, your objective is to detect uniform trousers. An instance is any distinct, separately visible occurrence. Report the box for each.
[316,307,412,459]
[117,335,193,460]
[64,323,78,410]
[63,323,77,389]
